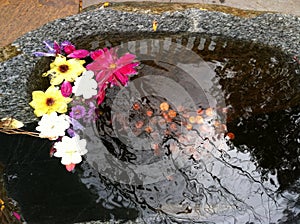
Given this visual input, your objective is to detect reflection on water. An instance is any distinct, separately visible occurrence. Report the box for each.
[6,33,300,223]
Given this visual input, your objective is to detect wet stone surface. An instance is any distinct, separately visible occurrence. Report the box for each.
[0,6,299,224]
[1,33,300,223]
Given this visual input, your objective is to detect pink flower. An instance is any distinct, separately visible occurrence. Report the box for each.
[96,83,107,105]
[86,47,139,105]
[67,49,90,59]
[61,41,76,54]
[90,49,104,60]
[13,211,21,221]
[60,81,72,97]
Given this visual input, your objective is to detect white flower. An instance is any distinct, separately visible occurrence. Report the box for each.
[53,135,88,165]
[36,112,70,140]
[72,70,97,99]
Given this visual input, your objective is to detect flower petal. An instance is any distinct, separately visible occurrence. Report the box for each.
[90,49,104,60]
[68,49,90,59]
[13,212,21,221]
[33,52,56,57]
[53,41,61,54]
[61,41,76,54]
[97,84,107,105]
[61,81,73,97]
[116,53,136,66]
[65,163,76,172]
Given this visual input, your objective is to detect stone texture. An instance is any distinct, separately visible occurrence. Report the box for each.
[0,5,300,224]
[0,8,299,123]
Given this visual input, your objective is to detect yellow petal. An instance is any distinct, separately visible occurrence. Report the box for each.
[30,91,46,108]
[32,90,46,99]
[45,85,59,94]
[50,74,64,85]
[0,117,24,129]
[52,54,67,66]
[34,107,48,117]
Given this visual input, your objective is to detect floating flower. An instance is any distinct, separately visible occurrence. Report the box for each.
[36,112,70,140]
[28,41,142,172]
[72,70,97,99]
[86,47,139,102]
[34,40,79,57]
[90,49,104,60]
[33,40,61,57]
[69,118,84,131]
[67,49,90,59]
[60,81,72,97]
[65,163,76,172]
[54,135,88,171]
[69,105,86,119]
[29,86,72,117]
[43,55,86,85]
[61,41,76,54]
[84,101,97,123]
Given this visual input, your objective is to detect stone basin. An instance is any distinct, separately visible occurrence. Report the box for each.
[0,4,300,224]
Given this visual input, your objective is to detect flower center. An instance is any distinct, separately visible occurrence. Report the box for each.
[109,63,117,69]
[59,64,69,73]
[46,98,55,106]
[75,109,81,115]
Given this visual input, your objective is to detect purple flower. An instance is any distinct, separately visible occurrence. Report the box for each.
[69,118,84,131]
[33,40,77,57]
[70,105,86,119]
[67,128,76,137]
[84,101,97,123]
[33,40,60,57]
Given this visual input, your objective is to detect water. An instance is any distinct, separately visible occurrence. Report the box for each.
[2,33,300,223]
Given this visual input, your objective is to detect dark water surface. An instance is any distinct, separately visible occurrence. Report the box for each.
[2,33,300,223]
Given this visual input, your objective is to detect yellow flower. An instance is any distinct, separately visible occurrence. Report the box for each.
[29,86,72,117]
[42,54,86,85]
[0,198,4,211]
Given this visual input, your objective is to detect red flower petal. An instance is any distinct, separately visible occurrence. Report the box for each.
[65,163,76,172]
[63,45,76,54]
[112,70,129,86]
[97,83,108,105]
[49,146,56,157]
[117,62,139,76]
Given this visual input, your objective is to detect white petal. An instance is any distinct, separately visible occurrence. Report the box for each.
[71,153,82,164]
[61,156,72,165]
